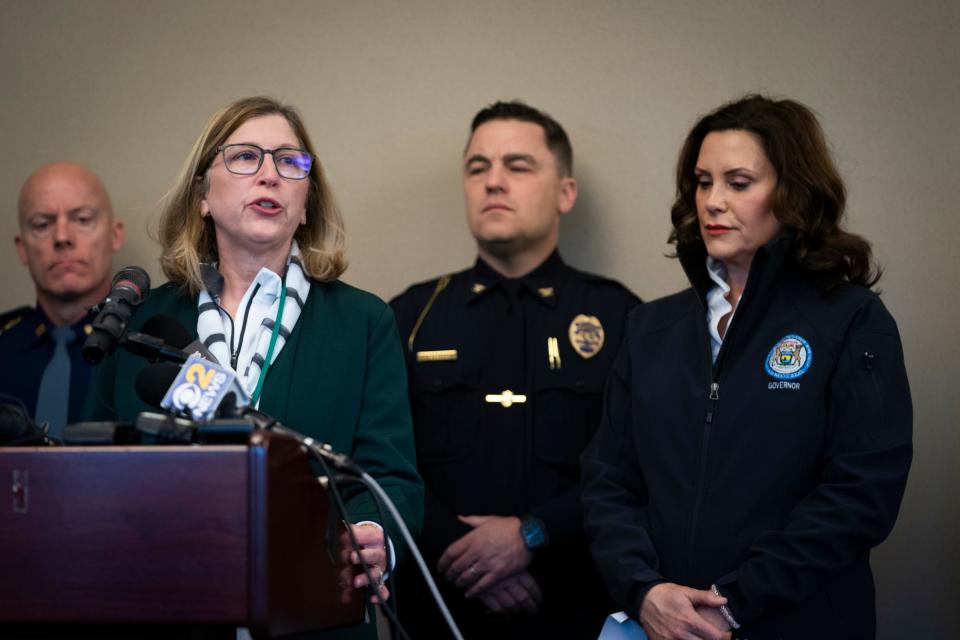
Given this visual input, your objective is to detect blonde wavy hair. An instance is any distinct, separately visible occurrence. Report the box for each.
[157,96,347,294]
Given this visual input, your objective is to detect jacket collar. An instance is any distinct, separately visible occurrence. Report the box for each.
[467,250,565,308]
[678,232,794,302]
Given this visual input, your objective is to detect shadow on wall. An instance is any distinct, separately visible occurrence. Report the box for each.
[559,181,602,270]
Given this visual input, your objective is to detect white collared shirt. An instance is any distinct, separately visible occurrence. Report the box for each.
[705,257,737,363]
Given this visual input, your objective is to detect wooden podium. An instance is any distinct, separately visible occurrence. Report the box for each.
[0,430,364,638]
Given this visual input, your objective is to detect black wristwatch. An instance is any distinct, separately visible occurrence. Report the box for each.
[519,516,548,551]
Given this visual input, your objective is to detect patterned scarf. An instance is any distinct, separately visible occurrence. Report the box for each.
[196,243,311,399]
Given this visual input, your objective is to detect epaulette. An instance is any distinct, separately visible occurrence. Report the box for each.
[407,275,452,352]
[0,305,31,337]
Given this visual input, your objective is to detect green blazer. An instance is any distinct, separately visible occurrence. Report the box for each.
[86,280,423,639]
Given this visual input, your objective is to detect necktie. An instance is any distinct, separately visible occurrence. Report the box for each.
[35,325,75,440]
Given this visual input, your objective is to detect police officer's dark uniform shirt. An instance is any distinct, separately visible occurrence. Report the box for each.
[0,305,95,428]
[391,251,639,638]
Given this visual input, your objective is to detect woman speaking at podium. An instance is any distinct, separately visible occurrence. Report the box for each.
[86,96,422,639]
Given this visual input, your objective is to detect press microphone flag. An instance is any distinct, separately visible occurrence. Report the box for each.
[160,354,250,420]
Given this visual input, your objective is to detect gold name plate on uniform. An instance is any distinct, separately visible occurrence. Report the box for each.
[416,349,458,362]
[485,390,527,408]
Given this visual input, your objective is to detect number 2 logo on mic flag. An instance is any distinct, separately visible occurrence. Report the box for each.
[161,354,237,420]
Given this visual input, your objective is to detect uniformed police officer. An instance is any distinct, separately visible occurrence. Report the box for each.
[0,162,124,439]
[391,101,640,638]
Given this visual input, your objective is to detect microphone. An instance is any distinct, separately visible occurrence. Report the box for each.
[136,355,249,420]
[122,314,217,364]
[141,314,218,363]
[142,314,193,349]
[136,361,183,409]
[132,360,358,471]
[182,339,218,363]
[82,266,151,364]
[0,401,58,446]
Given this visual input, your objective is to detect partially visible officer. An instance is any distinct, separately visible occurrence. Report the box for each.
[391,101,640,638]
[0,162,124,438]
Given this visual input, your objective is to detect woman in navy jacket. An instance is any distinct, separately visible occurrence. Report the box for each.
[581,95,912,640]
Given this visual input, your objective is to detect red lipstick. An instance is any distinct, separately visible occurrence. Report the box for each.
[704,224,733,236]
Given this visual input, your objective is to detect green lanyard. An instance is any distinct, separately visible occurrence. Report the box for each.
[249,277,287,407]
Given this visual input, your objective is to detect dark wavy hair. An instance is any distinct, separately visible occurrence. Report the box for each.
[669,94,880,289]
[468,100,573,177]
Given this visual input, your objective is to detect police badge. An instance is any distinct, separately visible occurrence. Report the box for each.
[568,314,604,359]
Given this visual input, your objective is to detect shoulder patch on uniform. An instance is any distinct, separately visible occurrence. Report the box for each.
[765,334,813,380]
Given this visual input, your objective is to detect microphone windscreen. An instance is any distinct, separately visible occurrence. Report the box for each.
[111,266,151,305]
[141,314,194,350]
[136,362,182,409]
[0,402,53,445]
[0,403,32,443]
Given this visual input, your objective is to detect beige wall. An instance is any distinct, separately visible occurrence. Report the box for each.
[2,1,957,635]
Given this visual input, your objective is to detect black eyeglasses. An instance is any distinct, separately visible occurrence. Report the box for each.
[217,144,313,180]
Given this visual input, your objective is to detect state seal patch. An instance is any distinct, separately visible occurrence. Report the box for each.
[569,314,604,359]
[765,334,812,380]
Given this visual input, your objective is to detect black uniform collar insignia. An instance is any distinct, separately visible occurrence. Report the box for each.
[467,258,500,302]
[26,304,99,345]
[26,305,50,344]
[468,251,565,308]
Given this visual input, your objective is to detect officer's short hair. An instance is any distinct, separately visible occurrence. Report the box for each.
[468,101,573,177]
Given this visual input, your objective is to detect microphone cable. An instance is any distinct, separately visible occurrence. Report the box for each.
[295,436,464,640]
[352,470,465,640]
[250,412,418,638]
[308,448,413,640]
